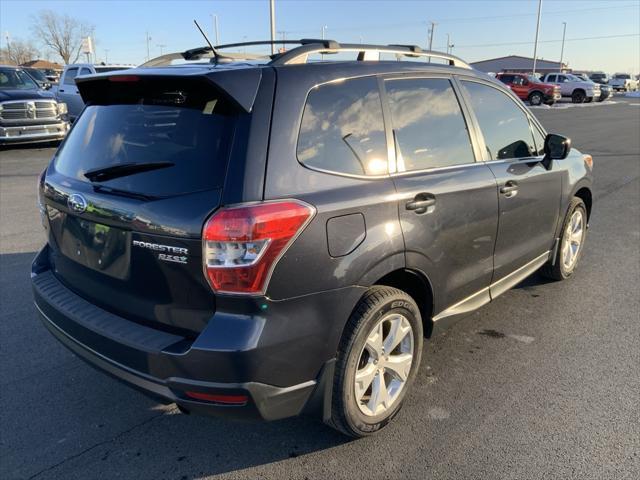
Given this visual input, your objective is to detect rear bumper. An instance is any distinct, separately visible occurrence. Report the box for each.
[31,245,361,421]
[0,121,69,144]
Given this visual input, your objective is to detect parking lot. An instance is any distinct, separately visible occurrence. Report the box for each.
[1,96,639,479]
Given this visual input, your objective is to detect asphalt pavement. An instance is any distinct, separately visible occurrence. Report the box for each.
[1,96,639,480]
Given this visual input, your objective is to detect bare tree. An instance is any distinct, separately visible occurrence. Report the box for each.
[31,10,94,64]
[0,38,39,65]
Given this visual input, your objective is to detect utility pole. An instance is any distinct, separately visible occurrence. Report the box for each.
[269,0,276,55]
[145,31,151,61]
[428,21,437,50]
[559,22,567,71]
[446,33,450,54]
[277,30,287,52]
[211,14,220,45]
[322,25,328,40]
[532,0,543,75]
[157,44,166,55]
[104,49,109,63]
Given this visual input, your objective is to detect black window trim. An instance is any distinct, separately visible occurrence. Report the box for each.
[295,74,392,181]
[378,72,485,177]
[454,76,548,164]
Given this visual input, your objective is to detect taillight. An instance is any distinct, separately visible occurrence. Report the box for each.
[202,200,315,295]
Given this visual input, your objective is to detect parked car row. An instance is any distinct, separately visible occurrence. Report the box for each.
[496,71,616,105]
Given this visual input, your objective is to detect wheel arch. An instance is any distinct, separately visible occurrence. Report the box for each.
[574,186,593,222]
[374,268,435,337]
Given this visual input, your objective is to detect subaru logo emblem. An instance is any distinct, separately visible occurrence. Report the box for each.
[67,193,88,214]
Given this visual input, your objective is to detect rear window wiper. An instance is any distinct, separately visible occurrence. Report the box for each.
[84,161,174,182]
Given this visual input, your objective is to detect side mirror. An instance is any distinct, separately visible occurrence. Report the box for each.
[44,82,52,90]
[542,133,571,169]
[522,79,529,86]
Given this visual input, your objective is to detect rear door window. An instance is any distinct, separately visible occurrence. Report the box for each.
[63,68,79,85]
[297,76,388,176]
[461,80,536,160]
[385,77,475,171]
[54,92,238,197]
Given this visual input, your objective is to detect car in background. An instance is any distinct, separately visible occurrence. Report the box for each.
[539,73,601,103]
[52,63,131,120]
[0,65,69,145]
[610,73,638,92]
[573,73,612,102]
[42,69,60,83]
[496,72,560,105]
[588,72,609,85]
[22,67,52,90]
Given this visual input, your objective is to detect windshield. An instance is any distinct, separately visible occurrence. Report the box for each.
[0,68,39,90]
[591,74,606,79]
[566,74,582,82]
[54,100,239,197]
[25,68,48,82]
[527,75,542,83]
[615,74,630,79]
[94,67,131,73]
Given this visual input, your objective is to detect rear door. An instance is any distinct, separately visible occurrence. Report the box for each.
[42,73,255,335]
[57,67,84,118]
[384,75,499,317]
[458,79,561,286]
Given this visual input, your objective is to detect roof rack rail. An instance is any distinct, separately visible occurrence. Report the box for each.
[268,41,471,68]
[140,39,472,69]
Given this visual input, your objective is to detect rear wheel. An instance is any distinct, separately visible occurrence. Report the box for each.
[572,90,586,103]
[528,91,543,106]
[328,286,423,437]
[541,198,587,280]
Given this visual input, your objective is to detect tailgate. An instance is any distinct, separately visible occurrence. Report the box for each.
[40,72,258,335]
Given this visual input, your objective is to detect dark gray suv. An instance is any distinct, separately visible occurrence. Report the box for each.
[32,40,593,437]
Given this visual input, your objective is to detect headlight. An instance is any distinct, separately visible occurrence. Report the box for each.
[57,102,68,115]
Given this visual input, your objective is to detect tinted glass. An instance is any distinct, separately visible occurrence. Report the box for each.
[95,67,131,73]
[386,78,475,171]
[498,75,514,84]
[461,81,536,160]
[547,75,556,82]
[0,68,38,90]
[54,99,237,197]
[63,68,79,85]
[26,68,48,82]
[297,76,388,176]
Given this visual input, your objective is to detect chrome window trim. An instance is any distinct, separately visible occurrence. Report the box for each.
[389,160,484,178]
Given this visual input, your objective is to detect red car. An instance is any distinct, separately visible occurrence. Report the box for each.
[496,73,561,106]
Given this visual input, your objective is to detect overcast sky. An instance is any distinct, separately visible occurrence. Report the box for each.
[1,0,639,73]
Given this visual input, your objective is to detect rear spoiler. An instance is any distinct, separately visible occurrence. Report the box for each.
[75,67,263,113]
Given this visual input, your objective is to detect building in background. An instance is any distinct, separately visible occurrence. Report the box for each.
[470,55,567,74]
[20,59,63,72]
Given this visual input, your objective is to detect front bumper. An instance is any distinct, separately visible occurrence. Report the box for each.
[0,121,69,144]
[31,246,361,421]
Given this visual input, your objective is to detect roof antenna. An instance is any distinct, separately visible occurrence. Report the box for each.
[193,19,219,63]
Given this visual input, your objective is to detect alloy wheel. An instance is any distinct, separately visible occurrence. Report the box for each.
[354,313,414,417]
[562,209,584,270]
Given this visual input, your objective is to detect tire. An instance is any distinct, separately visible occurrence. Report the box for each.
[571,90,586,103]
[540,197,588,281]
[528,91,543,106]
[585,97,593,103]
[328,286,423,437]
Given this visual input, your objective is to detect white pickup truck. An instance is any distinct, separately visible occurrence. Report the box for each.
[539,72,601,103]
[609,73,639,92]
[52,63,131,120]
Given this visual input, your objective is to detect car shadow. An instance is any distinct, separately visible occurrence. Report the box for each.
[513,271,556,290]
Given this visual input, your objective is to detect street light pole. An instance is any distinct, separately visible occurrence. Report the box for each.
[157,44,166,55]
[322,25,327,40]
[559,22,567,71]
[446,33,450,54]
[211,14,220,45]
[104,49,109,63]
[532,0,543,75]
[145,31,151,62]
[269,0,276,55]
[428,21,437,51]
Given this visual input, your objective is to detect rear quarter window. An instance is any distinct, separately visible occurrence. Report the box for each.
[297,76,388,176]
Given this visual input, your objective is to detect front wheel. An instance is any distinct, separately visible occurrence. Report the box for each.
[528,91,543,106]
[572,90,586,103]
[541,198,588,280]
[329,286,423,437]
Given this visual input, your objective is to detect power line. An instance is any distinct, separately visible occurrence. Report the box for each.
[453,33,640,49]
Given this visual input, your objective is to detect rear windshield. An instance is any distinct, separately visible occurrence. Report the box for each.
[54,98,237,197]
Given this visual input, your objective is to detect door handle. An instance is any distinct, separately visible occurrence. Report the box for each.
[500,181,519,197]
[406,194,436,214]
[59,89,65,92]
